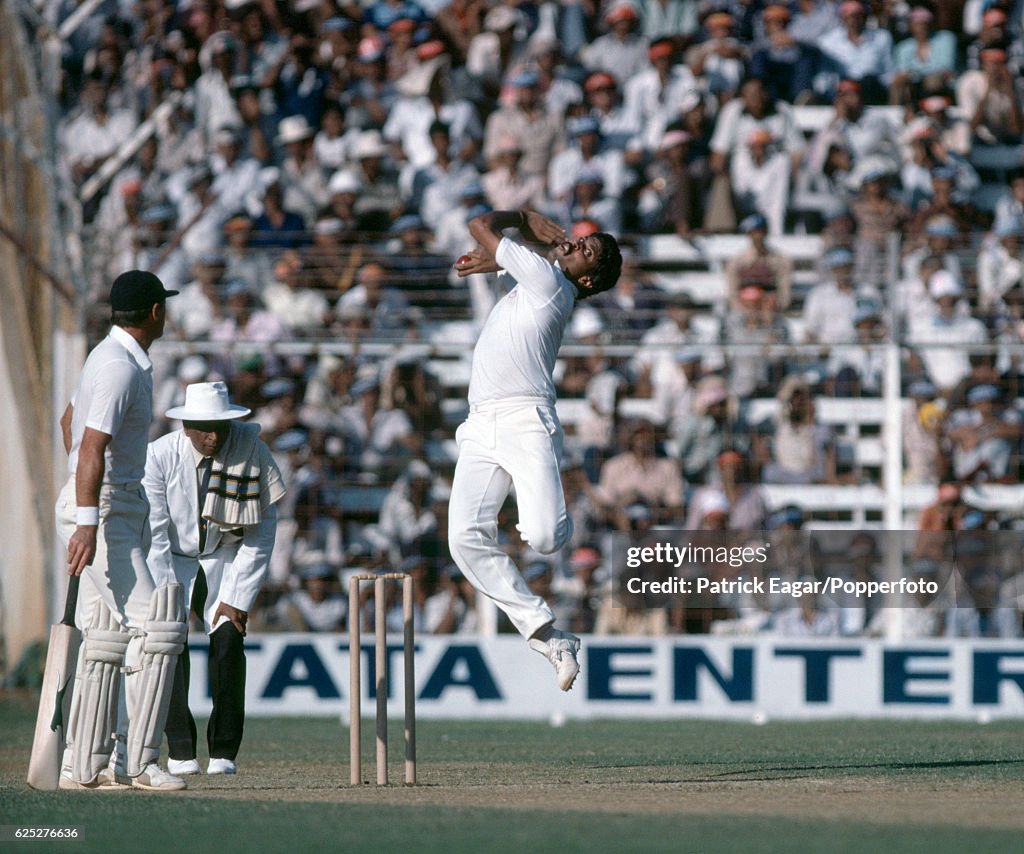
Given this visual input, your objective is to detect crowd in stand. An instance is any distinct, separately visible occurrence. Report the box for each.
[36,0,1024,636]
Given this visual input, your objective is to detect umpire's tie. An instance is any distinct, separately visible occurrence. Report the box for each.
[198,456,213,553]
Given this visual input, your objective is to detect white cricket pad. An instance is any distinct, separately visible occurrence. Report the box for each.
[68,601,130,784]
[126,584,187,777]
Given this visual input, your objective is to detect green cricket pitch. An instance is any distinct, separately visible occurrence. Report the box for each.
[2,691,1023,853]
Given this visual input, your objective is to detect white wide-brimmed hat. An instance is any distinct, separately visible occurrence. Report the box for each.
[166,382,251,421]
[277,115,315,145]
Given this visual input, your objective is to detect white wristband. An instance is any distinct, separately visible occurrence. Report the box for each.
[76,507,99,526]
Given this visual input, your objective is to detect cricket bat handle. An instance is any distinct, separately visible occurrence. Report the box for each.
[61,575,79,627]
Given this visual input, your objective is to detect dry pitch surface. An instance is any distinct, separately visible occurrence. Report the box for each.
[2,690,1023,853]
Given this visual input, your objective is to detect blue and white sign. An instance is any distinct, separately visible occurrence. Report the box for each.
[186,635,1024,720]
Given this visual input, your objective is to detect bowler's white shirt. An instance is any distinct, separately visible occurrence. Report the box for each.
[467,238,576,406]
[68,325,153,483]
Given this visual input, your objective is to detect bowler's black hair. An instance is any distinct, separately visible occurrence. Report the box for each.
[578,232,623,299]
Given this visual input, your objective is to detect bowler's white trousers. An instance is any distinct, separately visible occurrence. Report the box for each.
[448,398,570,638]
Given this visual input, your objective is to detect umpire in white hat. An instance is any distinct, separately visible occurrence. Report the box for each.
[143,381,285,775]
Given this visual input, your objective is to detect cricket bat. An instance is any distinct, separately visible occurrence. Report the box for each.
[26,575,81,790]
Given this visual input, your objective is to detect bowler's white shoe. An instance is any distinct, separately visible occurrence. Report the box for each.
[207,758,237,775]
[529,630,581,691]
[131,762,187,791]
[167,758,202,776]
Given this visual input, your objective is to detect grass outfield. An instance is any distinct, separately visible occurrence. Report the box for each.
[2,690,1023,854]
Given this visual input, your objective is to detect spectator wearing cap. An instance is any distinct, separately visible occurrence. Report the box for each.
[325,169,377,239]
[637,0,698,40]
[581,72,643,155]
[384,214,453,298]
[335,262,410,335]
[826,302,887,397]
[466,5,528,104]
[364,459,440,565]
[385,49,483,172]
[167,252,228,340]
[559,166,622,234]
[686,10,746,100]
[262,250,330,334]
[724,282,790,399]
[580,1,649,88]
[162,162,227,265]
[803,246,877,346]
[548,116,627,209]
[890,6,957,108]
[621,38,697,151]
[275,558,345,632]
[956,45,1024,150]
[900,121,981,217]
[275,115,328,226]
[901,214,964,284]
[404,121,482,226]
[482,69,563,181]
[818,1,894,105]
[762,375,837,485]
[902,378,942,484]
[908,270,988,392]
[349,130,405,233]
[725,213,793,311]
[673,376,750,484]
[209,282,286,378]
[730,127,791,236]
[194,33,243,143]
[313,103,359,172]
[302,213,353,293]
[253,376,301,441]
[597,419,684,528]
[748,4,818,104]
[251,179,309,249]
[945,384,1022,483]
[338,371,416,477]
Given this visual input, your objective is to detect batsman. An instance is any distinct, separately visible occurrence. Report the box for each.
[51,270,188,791]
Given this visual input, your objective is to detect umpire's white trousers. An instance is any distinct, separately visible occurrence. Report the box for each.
[448,398,570,638]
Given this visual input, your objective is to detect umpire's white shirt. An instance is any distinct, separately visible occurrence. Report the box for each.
[144,428,279,632]
[67,324,153,483]
[467,238,576,406]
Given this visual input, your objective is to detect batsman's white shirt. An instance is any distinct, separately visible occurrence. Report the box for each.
[67,325,153,484]
[467,238,576,406]
[58,324,156,629]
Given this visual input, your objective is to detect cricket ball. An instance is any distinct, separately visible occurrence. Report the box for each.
[456,254,471,267]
